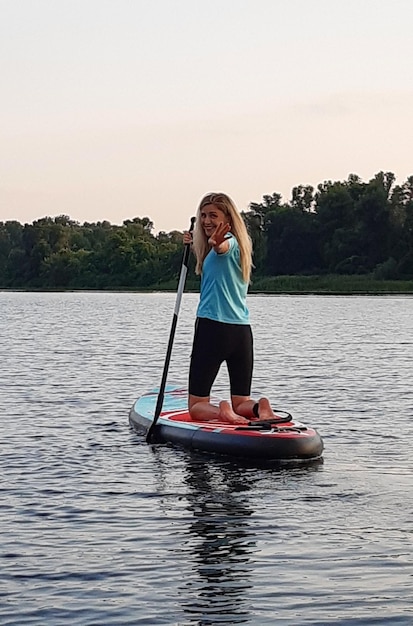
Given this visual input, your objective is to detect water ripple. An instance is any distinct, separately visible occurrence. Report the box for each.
[1,292,412,624]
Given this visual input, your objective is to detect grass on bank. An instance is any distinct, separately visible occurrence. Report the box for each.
[6,274,412,293]
[151,274,413,294]
[249,274,413,294]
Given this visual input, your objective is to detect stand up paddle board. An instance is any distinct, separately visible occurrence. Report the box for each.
[129,384,323,461]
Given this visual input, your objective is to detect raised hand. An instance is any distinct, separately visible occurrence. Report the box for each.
[208,221,230,247]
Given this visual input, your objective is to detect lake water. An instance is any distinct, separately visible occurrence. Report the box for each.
[1,291,413,625]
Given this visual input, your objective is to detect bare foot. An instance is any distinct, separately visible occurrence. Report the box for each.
[256,397,277,421]
[219,401,249,425]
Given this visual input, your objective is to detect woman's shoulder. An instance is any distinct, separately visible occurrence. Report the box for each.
[225,234,240,258]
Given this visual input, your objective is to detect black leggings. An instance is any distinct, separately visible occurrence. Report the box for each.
[189,317,253,397]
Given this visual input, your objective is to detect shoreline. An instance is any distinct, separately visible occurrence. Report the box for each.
[2,288,413,296]
[2,274,413,296]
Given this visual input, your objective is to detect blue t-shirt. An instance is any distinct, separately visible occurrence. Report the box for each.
[196,235,250,324]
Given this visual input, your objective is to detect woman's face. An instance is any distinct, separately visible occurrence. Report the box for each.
[200,204,230,237]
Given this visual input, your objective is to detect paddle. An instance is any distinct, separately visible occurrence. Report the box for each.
[146,216,196,444]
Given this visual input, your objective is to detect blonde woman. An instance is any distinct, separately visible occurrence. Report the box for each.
[184,192,276,424]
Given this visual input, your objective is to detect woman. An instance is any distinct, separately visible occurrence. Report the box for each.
[184,192,276,425]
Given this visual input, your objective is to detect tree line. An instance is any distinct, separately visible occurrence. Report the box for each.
[1,171,412,290]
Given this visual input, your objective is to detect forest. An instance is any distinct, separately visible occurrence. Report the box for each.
[1,171,412,291]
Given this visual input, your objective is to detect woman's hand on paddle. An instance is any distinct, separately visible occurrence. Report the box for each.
[183,231,193,245]
[208,222,230,248]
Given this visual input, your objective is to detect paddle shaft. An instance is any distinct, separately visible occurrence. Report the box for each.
[146,217,195,443]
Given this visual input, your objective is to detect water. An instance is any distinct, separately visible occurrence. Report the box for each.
[1,291,413,625]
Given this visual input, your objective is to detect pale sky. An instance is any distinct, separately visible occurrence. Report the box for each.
[1,0,412,233]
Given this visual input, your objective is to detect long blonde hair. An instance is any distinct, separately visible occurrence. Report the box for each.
[192,192,253,283]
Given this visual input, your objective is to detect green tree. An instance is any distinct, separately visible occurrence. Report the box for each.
[265,207,321,275]
[389,175,413,277]
[243,193,283,275]
[315,176,364,272]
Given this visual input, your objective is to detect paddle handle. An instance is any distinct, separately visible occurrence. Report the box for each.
[146,216,195,443]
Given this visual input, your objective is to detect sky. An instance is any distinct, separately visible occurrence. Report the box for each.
[1,0,413,233]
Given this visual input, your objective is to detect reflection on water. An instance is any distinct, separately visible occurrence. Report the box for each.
[150,446,324,625]
[182,457,254,625]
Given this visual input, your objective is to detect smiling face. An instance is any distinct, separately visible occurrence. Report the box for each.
[200,204,230,237]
